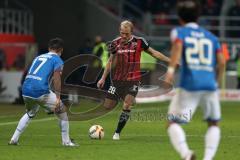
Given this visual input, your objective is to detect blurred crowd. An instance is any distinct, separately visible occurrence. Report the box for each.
[100,0,240,38]
[227,0,240,38]
[128,0,223,16]
[0,48,25,71]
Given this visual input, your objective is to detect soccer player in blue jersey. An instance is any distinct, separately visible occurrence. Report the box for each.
[9,38,77,147]
[164,0,225,160]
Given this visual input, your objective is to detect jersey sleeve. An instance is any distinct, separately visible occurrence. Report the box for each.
[140,37,150,50]
[53,57,64,72]
[170,28,183,43]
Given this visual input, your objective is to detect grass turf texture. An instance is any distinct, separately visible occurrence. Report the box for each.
[0,101,239,160]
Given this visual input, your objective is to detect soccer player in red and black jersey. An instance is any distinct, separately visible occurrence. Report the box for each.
[97,20,170,140]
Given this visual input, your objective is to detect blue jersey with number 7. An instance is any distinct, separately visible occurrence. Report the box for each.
[22,52,63,98]
[171,23,222,91]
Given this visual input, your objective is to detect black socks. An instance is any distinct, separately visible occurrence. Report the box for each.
[115,109,131,134]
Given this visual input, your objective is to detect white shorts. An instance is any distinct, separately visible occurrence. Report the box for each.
[168,88,221,123]
[23,91,64,118]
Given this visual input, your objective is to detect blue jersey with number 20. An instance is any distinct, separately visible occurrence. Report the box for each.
[171,23,222,91]
[22,52,63,98]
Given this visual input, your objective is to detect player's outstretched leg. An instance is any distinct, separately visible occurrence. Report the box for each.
[167,123,196,160]
[56,110,78,147]
[9,113,32,145]
[203,122,220,160]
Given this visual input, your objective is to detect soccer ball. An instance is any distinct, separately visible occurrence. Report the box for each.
[89,125,104,139]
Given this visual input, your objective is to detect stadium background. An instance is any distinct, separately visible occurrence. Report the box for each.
[0,0,240,160]
[1,0,240,103]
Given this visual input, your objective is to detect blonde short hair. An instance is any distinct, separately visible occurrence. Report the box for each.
[120,20,134,32]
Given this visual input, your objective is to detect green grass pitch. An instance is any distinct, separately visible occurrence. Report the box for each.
[0,101,239,160]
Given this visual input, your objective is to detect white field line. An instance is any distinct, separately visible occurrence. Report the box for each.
[0,115,17,118]
[0,117,56,126]
[0,108,169,125]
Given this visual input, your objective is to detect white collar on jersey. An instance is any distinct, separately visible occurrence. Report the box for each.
[185,22,199,29]
[48,51,58,55]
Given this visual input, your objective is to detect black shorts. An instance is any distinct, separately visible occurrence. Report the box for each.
[106,81,140,101]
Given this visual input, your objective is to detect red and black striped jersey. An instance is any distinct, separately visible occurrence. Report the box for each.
[109,35,149,81]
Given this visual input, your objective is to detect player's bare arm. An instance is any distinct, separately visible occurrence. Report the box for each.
[216,52,225,86]
[97,54,114,88]
[168,41,183,71]
[146,47,170,63]
[164,41,183,84]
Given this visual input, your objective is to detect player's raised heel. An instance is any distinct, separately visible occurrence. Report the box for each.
[8,140,19,145]
[112,133,120,140]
